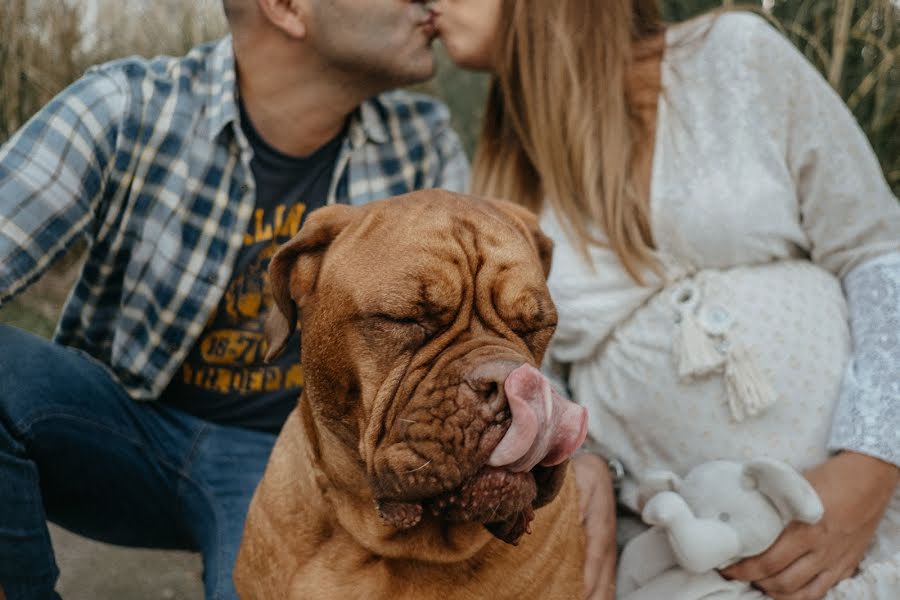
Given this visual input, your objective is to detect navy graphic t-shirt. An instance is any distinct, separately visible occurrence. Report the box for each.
[160,101,346,433]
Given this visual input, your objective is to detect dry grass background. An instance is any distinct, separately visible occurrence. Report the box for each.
[0,1,897,598]
[0,0,226,140]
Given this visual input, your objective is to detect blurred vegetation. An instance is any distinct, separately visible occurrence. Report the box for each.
[1,0,898,334]
[0,0,225,141]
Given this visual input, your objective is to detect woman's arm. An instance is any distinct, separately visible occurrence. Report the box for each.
[721,15,899,599]
[727,255,900,598]
[573,452,618,600]
[722,452,898,599]
[829,253,900,467]
[542,354,619,600]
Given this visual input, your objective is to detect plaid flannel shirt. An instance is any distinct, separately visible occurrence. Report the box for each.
[0,37,470,400]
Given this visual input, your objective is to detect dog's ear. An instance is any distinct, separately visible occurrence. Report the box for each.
[487,199,554,278]
[265,204,355,362]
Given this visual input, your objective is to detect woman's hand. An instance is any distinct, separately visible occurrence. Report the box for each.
[721,451,898,599]
[573,453,618,600]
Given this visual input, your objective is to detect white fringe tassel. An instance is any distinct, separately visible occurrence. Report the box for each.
[675,311,724,380]
[724,347,777,422]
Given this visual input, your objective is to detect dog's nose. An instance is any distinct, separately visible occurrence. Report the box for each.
[471,378,501,406]
[463,359,520,416]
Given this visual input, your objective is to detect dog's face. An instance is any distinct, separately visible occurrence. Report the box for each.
[265,191,586,544]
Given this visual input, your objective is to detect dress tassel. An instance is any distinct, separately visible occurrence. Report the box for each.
[675,310,725,380]
[724,347,777,422]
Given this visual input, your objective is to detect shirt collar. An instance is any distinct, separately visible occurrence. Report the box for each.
[355,100,389,146]
[205,36,240,141]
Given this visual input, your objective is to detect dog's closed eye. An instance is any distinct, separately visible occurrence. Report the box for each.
[368,313,431,348]
[507,310,557,349]
[510,320,556,338]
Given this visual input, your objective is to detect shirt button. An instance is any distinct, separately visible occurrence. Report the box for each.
[699,305,733,335]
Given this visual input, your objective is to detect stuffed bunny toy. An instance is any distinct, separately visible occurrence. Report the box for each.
[616,458,824,599]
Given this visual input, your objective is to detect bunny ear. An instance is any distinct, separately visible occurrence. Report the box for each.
[743,458,824,524]
[637,469,682,509]
[264,204,355,362]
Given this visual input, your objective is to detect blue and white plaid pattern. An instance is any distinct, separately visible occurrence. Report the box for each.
[0,37,470,400]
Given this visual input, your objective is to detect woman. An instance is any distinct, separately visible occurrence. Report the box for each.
[432,1,900,599]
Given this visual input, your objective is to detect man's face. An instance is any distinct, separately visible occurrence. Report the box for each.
[308,0,437,87]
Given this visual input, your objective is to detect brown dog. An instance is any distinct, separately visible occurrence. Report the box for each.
[234,191,587,599]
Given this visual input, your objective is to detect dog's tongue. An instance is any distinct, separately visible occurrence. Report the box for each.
[487,364,588,472]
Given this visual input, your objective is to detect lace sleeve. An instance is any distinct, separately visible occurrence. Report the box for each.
[828,252,900,466]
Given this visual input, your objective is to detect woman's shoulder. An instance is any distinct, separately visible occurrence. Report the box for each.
[702,10,776,36]
[664,10,804,96]
[666,11,792,69]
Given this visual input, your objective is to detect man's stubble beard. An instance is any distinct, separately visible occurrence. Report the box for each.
[310,0,437,90]
[329,46,437,94]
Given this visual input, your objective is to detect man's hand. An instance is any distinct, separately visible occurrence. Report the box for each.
[721,451,898,600]
[573,453,618,600]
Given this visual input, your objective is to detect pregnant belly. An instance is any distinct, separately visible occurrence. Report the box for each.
[572,260,851,496]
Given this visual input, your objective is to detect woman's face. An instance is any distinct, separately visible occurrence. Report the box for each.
[431,0,503,71]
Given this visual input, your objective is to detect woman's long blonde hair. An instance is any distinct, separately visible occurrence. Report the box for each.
[472,0,665,282]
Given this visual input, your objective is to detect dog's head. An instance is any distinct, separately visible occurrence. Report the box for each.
[265,190,587,544]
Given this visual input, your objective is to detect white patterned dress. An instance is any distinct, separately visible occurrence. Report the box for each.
[542,13,900,599]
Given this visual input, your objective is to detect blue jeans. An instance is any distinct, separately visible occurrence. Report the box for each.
[0,325,278,600]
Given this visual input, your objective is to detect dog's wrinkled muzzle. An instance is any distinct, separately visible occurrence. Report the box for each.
[376,362,587,545]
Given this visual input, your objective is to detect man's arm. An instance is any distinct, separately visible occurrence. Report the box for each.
[0,69,125,304]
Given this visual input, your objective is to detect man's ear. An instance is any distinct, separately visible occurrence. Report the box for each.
[265,204,354,362]
[487,198,554,278]
[256,0,309,39]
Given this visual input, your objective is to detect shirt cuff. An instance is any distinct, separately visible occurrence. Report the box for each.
[827,252,900,467]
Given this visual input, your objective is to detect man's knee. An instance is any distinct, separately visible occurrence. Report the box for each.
[0,325,58,422]
[1,325,50,450]
[0,324,54,387]
[0,324,119,438]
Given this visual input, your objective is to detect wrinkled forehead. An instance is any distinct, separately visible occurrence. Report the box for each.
[317,200,544,312]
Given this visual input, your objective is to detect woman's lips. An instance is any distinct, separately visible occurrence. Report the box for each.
[418,9,437,37]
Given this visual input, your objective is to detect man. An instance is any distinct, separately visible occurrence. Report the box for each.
[0,1,467,598]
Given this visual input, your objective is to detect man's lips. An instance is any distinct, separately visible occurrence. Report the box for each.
[418,10,437,37]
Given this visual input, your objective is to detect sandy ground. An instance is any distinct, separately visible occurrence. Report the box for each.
[50,524,204,600]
